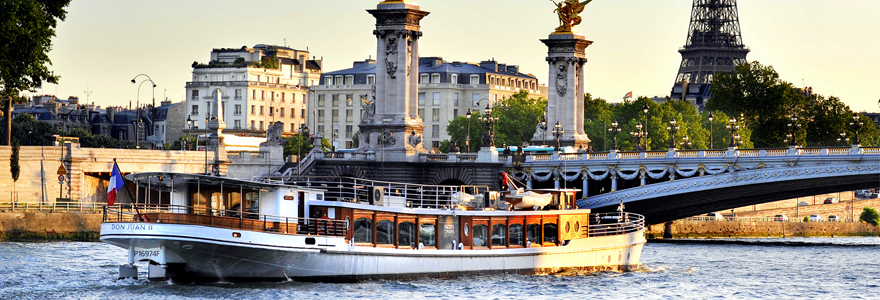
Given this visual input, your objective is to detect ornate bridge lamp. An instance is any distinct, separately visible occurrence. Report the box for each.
[726,117,739,148]
[784,113,801,147]
[631,122,645,151]
[635,122,644,151]
[666,119,679,149]
[552,121,565,152]
[837,131,849,146]
[708,112,714,149]
[465,108,472,152]
[850,113,863,145]
[642,104,650,150]
[481,104,499,148]
[297,123,309,174]
[608,120,621,151]
[681,135,692,150]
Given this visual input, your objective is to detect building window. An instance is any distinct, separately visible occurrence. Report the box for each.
[346,109,353,122]
[252,90,256,100]
[432,108,440,121]
[433,92,440,106]
[280,108,285,117]
[191,105,199,115]
[302,94,306,104]
[281,92,285,102]
[332,94,339,107]
[301,109,306,118]
[269,106,274,117]
[420,73,429,83]
[270,92,275,102]
[418,109,424,119]
[250,105,255,115]
[451,74,458,84]
[317,110,325,122]
[332,109,338,122]
[291,108,296,119]
[259,106,264,116]
[291,123,296,132]
[317,125,324,134]
[235,89,242,99]
[261,91,265,100]
[318,95,325,107]
[344,75,354,85]
[334,76,343,85]
[432,125,440,138]
[345,125,353,138]
[250,120,255,130]
[453,109,459,118]
[234,120,241,129]
[472,94,480,106]
[454,93,459,106]
[191,90,199,100]
[324,76,332,85]
[431,73,440,83]
[418,93,425,106]
[234,104,242,115]
[470,75,480,84]
[367,75,375,84]
[259,121,264,130]
[346,94,353,106]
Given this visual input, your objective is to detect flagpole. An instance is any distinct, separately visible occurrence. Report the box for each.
[113,158,145,221]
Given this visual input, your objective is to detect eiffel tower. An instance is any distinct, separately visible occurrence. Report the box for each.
[670,0,749,110]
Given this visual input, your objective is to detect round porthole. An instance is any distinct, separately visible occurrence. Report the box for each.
[574,221,580,232]
[565,221,571,233]
[463,223,470,236]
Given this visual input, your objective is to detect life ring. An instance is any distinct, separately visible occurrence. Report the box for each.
[139,214,149,222]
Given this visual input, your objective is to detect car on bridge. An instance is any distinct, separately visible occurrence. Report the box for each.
[824,198,838,204]
[705,212,724,221]
[808,215,823,222]
[774,214,789,222]
[827,215,841,222]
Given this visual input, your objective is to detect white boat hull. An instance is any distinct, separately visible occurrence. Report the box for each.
[101,222,646,282]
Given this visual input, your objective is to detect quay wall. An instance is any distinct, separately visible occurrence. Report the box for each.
[0,212,102,241]
[647,220,880,239]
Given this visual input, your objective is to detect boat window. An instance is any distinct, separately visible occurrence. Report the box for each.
[398,221,417,248]
[527,223,542,244]
[376,220,394,245]
[491,224,507,247]
[543,222,558,244]
[353,217,372,243]
[472,224,488,247]
[243,191,260,218]
[509,223,524,246]
[420,223,436,247]
[226,191,242,218]
[191,192,207,215]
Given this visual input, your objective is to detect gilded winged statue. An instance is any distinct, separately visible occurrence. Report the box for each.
[552,0,593,33]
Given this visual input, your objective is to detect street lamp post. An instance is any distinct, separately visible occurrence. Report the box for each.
[465,108,472,152]
[850,113,864,145]
[634,122,644,151]
[681,135,692,149]
[727,117,739,148]
[538,115,548,146]
[666,118,679,149]
[642,103,649,150]
[837,131,849,146]
[298,124,309,174]
[785,113,801,147]
[481,104,498,148]
[552,121,564,152]
[608,120,620,151]
[186,115,195,150]
[708,112,714,149]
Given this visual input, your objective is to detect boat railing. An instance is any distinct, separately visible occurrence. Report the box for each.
[102,204,347,237]
[0,201,106,213]
[587,212,645,237]
[278,176,491,209]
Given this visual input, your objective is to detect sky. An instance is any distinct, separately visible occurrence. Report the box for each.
[37,0,880,112]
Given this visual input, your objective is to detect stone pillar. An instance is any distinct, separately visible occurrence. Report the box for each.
[360,1,430,162]
[535,32,592,149]
[207,89,227,175]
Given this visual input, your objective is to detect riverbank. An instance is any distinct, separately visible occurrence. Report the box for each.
[0,212,101,241]
[646,220,880,239]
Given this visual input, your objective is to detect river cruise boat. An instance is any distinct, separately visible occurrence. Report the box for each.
[100,172,646,282]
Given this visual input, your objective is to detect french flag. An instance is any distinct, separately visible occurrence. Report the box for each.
[106,162,125,206]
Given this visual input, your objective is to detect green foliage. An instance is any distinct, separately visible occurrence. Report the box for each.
[64,127,134,149]
[11,113,60,146]
[860,207,880,226]
[168,135,196,150]
[445,90,546,152]
[583,93,614,151]
[351,131,359,148]
[10,140,20,182]
[0,0,70,95]
[282,134,313,157]
[251,54,280,70]
[193,58,249,69]
[802,216,810,222]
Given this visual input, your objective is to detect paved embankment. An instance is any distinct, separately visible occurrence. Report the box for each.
[0,212,102,241]
[647,220,880,239]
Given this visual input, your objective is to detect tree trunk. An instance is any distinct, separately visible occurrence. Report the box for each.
[2,96,10,146]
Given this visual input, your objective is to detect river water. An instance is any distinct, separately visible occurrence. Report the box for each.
[1,237,878,299]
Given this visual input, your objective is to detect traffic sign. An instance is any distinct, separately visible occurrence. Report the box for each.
[58,175,65,182]
[56,165,67,175]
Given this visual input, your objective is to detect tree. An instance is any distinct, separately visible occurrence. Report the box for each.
[860,207,880,226]
[583,93,613,151]
[282,134,313,158]
[11,113,59,146]
[0,0,71,145]
[445,90,546,152]
[10,140,20,182]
